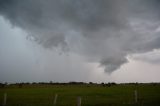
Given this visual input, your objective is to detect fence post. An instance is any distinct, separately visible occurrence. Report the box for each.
[134,90,138,103]
[3,93,7,106]
[77,96,81,106]
[54,94,58,105]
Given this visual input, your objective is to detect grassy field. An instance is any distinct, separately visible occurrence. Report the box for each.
[0,84,160,106]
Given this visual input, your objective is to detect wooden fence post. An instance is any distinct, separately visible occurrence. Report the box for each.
[3,93,7,106]
[77,96,81,106]
[54,94,58,105]
[134,90,138,103]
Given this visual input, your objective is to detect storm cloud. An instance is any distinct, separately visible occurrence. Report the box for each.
[1,0,160,73]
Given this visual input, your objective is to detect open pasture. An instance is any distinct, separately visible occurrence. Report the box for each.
[0,84,160,106]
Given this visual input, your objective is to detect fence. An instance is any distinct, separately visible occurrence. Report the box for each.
[1,90,140,106]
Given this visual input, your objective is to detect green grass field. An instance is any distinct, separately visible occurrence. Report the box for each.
[0,84,160,106]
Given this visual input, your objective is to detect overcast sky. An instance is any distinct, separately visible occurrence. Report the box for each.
[0,0,160,83]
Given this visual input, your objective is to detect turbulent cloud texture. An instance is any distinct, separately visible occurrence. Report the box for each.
[0,0,160,73]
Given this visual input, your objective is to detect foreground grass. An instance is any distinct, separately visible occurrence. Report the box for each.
[0,84,160,106]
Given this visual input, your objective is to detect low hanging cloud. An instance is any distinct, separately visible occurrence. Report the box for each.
[0,0,160,73]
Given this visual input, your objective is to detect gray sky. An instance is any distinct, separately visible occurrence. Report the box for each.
[0,0,160,83]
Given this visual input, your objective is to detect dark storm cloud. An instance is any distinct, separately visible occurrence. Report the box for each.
[1,0,160,73]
